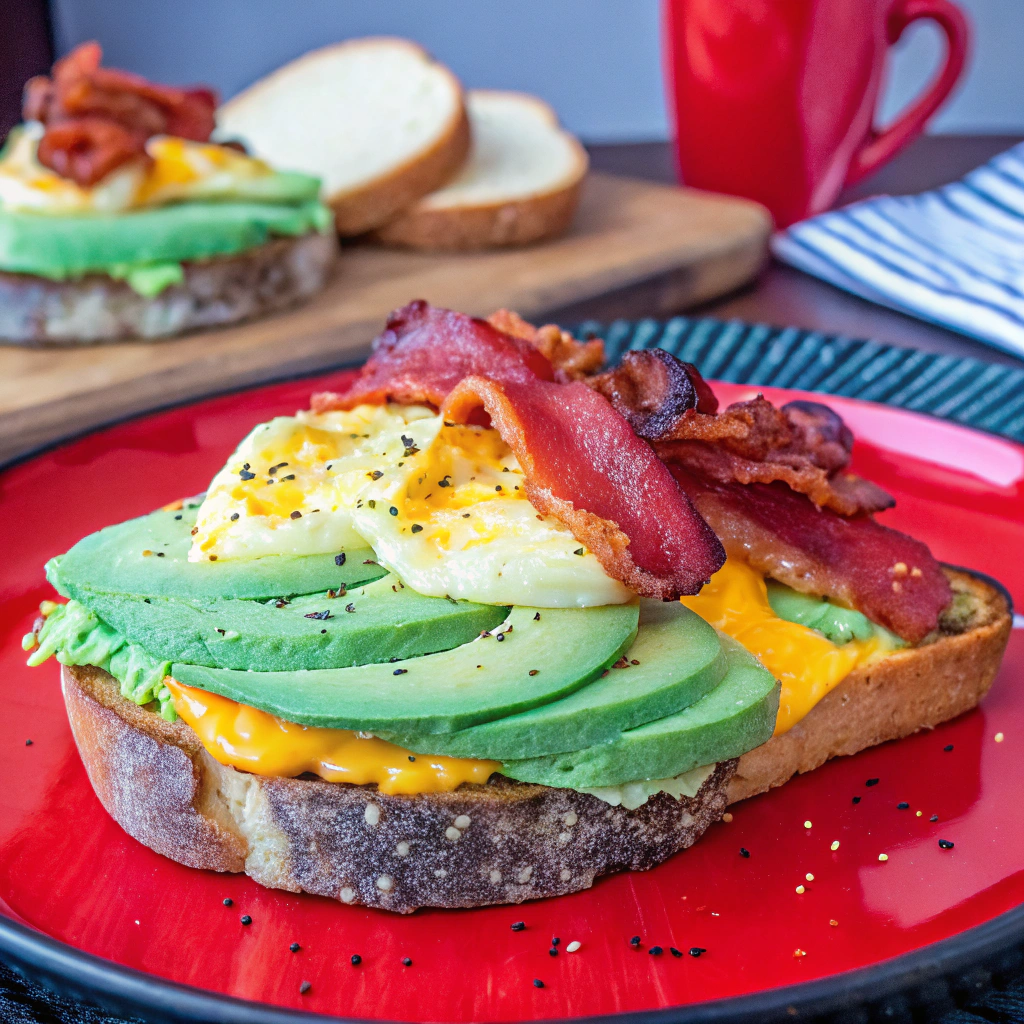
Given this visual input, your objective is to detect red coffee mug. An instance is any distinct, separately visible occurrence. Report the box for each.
[662,0,970,227]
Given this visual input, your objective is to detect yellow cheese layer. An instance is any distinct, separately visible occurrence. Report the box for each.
[682,559,894,735]
[165,678,499,794]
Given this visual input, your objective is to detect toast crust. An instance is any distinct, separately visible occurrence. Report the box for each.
[727,568,1012,803]
[220,38,471,237]
[62,664,733,913]
[0,231,336,345]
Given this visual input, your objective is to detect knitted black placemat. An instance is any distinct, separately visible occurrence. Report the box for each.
[2,317,1021,1024]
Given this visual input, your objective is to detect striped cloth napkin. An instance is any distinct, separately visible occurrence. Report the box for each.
[771,143,1024,359]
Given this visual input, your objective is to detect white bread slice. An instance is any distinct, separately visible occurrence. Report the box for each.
[217,38,470,236]
[372,90,588,250]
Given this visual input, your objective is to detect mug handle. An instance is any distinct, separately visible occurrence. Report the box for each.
[844,0,970,186]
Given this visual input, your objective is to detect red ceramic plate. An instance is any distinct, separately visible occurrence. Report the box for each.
[0,373,1021,1023]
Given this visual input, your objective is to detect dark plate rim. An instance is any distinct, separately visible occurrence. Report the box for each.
[1,346,1021,1024]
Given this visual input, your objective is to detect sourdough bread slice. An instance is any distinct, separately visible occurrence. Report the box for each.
[0,231,336,344]
[62,663,733,913]
[217,39,470,236]
[728,568,1012,803]
[372,90,588,250]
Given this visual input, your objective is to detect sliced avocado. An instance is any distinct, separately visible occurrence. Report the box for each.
[766,581,876,644]
[69,574,507,672]
[48,504,386,602]
[171,602,640,734]
[0,199,332,281]
[385,601,726,759]
[500,634,779,789]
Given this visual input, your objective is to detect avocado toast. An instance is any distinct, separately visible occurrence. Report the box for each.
[26,303,1010,912]
[1,43,335,344]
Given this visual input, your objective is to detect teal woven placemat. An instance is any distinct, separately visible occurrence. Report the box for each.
[574,317,1024,444]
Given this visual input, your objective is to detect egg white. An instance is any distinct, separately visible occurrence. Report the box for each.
[190,404,632,608]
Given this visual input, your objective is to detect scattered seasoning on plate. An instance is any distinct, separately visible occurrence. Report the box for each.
[805,873,814,881]
[240,915,252,926]
[549,947,558,957]
[795,885,805,894]
[930,814,939,822]
[852,796,861,804]
[299,981,311,995]
[722,812,733,823]
[878,854,889,862]
[831,841,840,851]
[648,946,663,956]
[290,943,300,953]
[669,947,683,958]
[566,941,581,953]
[222,898,232,907]
[402,957,412,966]
[866,778,880,787]
[629,935,641,948]
[793,949,806,958]
[511,921,526,932]
[289,510,302,520]
[393,668,408,676]
[529,669,539,676]
[939,839,955,849]
[408,755,416,762]
[350,954,362,965]
[533,979,545,989]
[944,744,954,752]
[995,732,1005,743]
[803,820,812,829]
[24,739,32,746]
[829,920,839,927]
[550,937,560,946]
[688,947,706,958]
[739,847,750,858]
[897,802,910,810]
[335,553,346,566]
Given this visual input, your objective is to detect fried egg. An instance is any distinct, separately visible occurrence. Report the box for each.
[190,404,631,608]
[0,123,276,214]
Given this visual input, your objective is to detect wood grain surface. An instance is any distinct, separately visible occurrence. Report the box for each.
[0,172,770,463]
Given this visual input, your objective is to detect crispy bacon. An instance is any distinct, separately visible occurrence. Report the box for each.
[24,41,217,187]
[311,301,556,412]
[671,468,951,643]
[443,377,725,599]
[591,350,893,516]
[487,309,605,381]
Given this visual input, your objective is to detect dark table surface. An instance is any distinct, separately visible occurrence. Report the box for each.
[586,135,1024,371]
[4,138,1024,1024]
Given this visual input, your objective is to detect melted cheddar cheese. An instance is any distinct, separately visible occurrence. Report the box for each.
[682,559,896,735]
[165,678,499,794]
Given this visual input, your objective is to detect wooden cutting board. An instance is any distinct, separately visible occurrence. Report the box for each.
[0,173,770,462]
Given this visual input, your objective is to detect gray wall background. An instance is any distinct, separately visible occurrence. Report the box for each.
[52,0,1024,143]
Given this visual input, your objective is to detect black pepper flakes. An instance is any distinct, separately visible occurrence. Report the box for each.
[290,510,302,520]
[393,668,408,676]
[174,514,182,520]
[533,979,544,989]
[239,470,256,481]
[402,957,412,967]
[304,610,332,620]
[345,603,356,613]
[739,847,750,858]
[438,476,452,488]
[573,548,585,556]
[629,935,641,948]
[689,947,706,958]
[408,755,416,762]
[496,633,505,642]
[389,506,399,516]
[24,739,33,747]
[930,814,939,822]
[281,474,296,481]
[938,839,955,849]
[670,947,683,958]
[649,946,663,956]
[551,937,560,946]
[290,942,301,953]
[852,796,862,804]
[350,954,362,965]
[897,802,910,810]
[548,947,558,957]
[335,553,347,566]
[511,921,526,932]
[534,612,541,620]
[866,778,880,787]
[370,470,384,480]
[222,898,233,907]
[240,915,252,926]
[299,981,311,995]
[411,524,423,534]
[944,744,954,752]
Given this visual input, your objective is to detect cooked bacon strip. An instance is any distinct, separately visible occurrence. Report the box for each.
[487,309,605,381]
[591,350,893,516]
[671,468,951,643]
[24,41,216,187]
[443,376,725,599]
[312,301,555,413]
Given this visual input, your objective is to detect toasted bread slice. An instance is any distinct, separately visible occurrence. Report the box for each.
[371,90,588,250]
[0,231,336,344]
[728,568,1012,803]
[62,663,733,913]
[217,39,470,237]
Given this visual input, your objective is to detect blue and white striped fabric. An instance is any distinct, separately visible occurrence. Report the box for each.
[771,143,1024,359]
